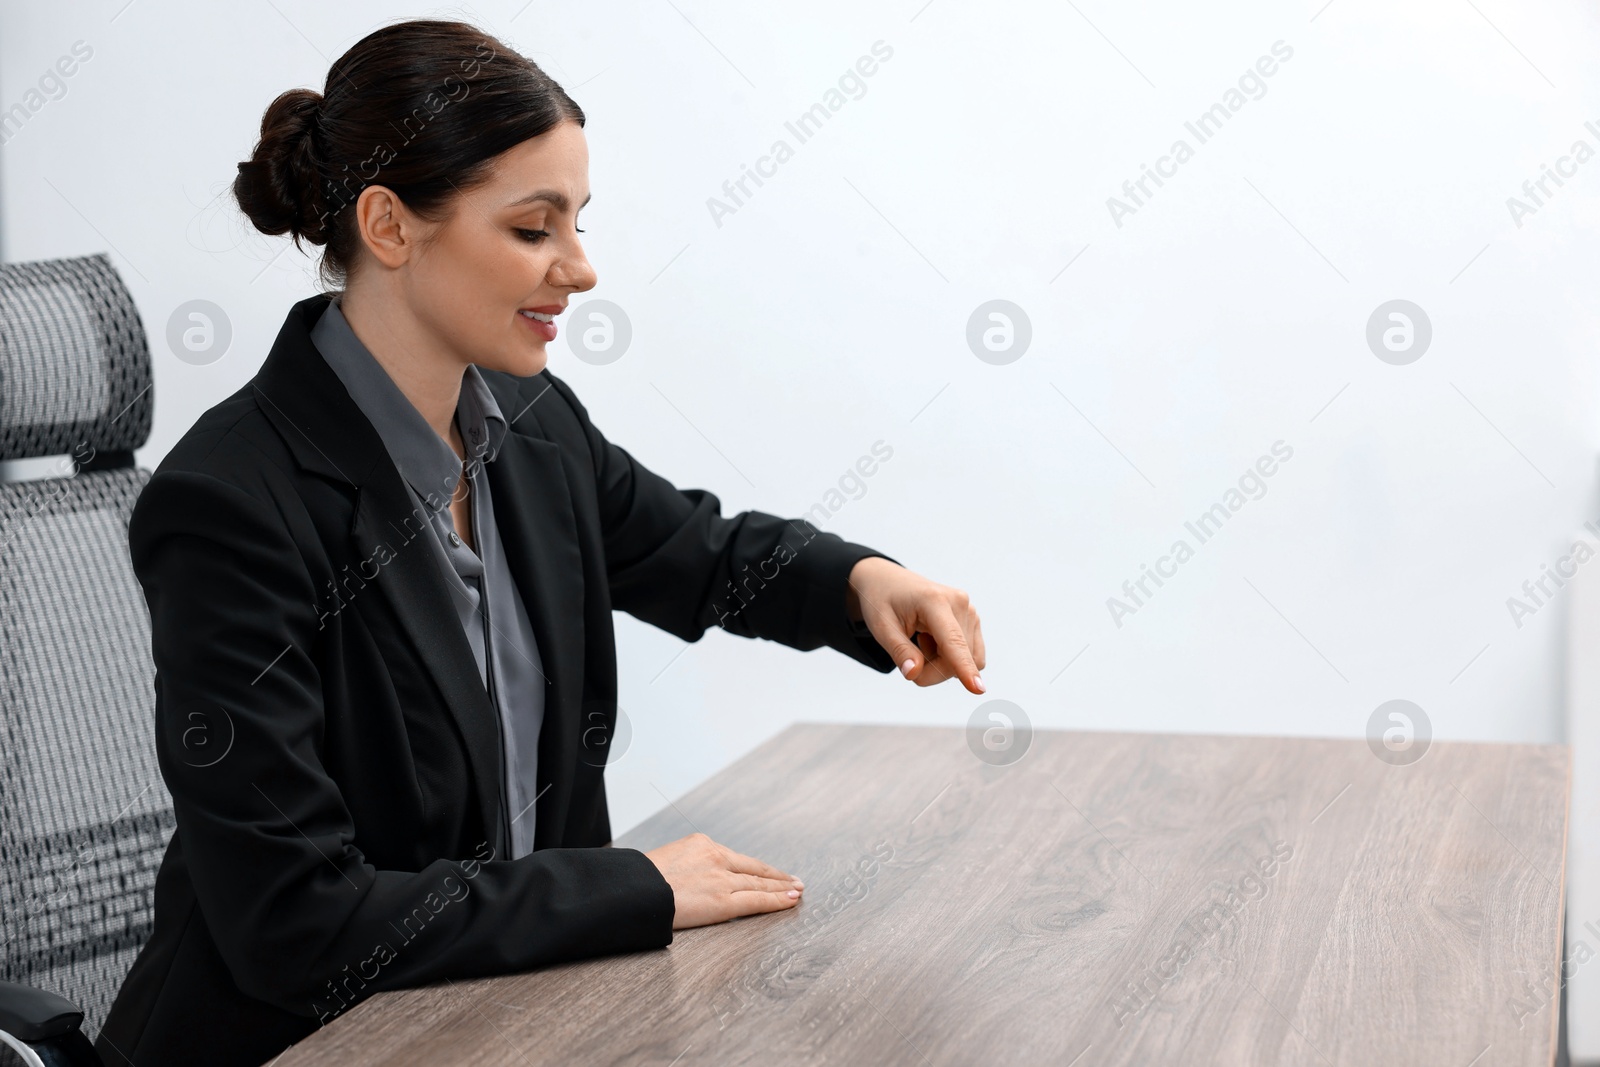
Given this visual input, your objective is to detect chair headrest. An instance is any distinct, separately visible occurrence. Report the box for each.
[0,253,153,463]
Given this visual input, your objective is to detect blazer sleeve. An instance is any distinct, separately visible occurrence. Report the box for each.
[543,372,900,674]
[128,468,675,1020]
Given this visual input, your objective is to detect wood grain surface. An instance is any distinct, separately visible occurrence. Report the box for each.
[271,724,1570,1066]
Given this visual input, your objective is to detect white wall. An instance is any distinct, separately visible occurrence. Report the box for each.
[3,0,1597,881]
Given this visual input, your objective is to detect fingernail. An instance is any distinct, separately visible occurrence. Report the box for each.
[974,673,986,693]
[787,889,800,898]
[791,878,805,889]
[901,658,916,677]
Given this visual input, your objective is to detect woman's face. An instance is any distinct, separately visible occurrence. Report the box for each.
[397,119,597,378]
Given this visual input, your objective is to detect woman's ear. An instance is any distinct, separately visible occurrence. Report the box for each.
[353,185,415,269]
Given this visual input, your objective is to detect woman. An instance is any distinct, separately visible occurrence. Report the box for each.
[96,19,984,1066]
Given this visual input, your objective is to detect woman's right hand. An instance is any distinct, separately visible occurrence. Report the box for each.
[643,832,804,930]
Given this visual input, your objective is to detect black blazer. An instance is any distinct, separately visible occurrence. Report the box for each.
[96,294,898,1066]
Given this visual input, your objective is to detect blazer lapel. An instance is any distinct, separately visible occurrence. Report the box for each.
[250,295,508,855]
[348,476,508,853]
[482,389,587,851]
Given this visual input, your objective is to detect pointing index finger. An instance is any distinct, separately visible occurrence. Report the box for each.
[928,602,984,693]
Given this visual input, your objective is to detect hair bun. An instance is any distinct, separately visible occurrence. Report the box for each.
[233,87,330,244]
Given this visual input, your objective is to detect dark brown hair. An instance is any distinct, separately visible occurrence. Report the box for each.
[233,20,584,288]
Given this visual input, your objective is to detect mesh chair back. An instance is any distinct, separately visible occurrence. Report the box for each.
[0,254,170,1048]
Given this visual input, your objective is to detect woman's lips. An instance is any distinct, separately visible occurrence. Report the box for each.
[518,309,557,342]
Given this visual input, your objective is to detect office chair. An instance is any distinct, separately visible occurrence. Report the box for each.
[0,253,171,1067]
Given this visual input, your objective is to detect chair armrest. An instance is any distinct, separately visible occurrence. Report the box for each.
[0,982,83,1043]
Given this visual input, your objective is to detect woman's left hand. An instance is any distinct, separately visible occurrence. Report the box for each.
[846,557,986,694]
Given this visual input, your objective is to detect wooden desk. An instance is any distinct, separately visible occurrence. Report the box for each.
[274,724,1569,1066]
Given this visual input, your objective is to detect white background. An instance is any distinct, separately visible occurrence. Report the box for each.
[3,0,1598,1050]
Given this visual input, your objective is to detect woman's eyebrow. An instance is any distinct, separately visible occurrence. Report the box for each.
[505,189,593,211]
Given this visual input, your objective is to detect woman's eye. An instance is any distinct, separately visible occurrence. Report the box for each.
[515,227,584,241]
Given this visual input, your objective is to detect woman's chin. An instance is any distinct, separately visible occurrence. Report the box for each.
[482,344,551,378]
[519,346,551,376]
